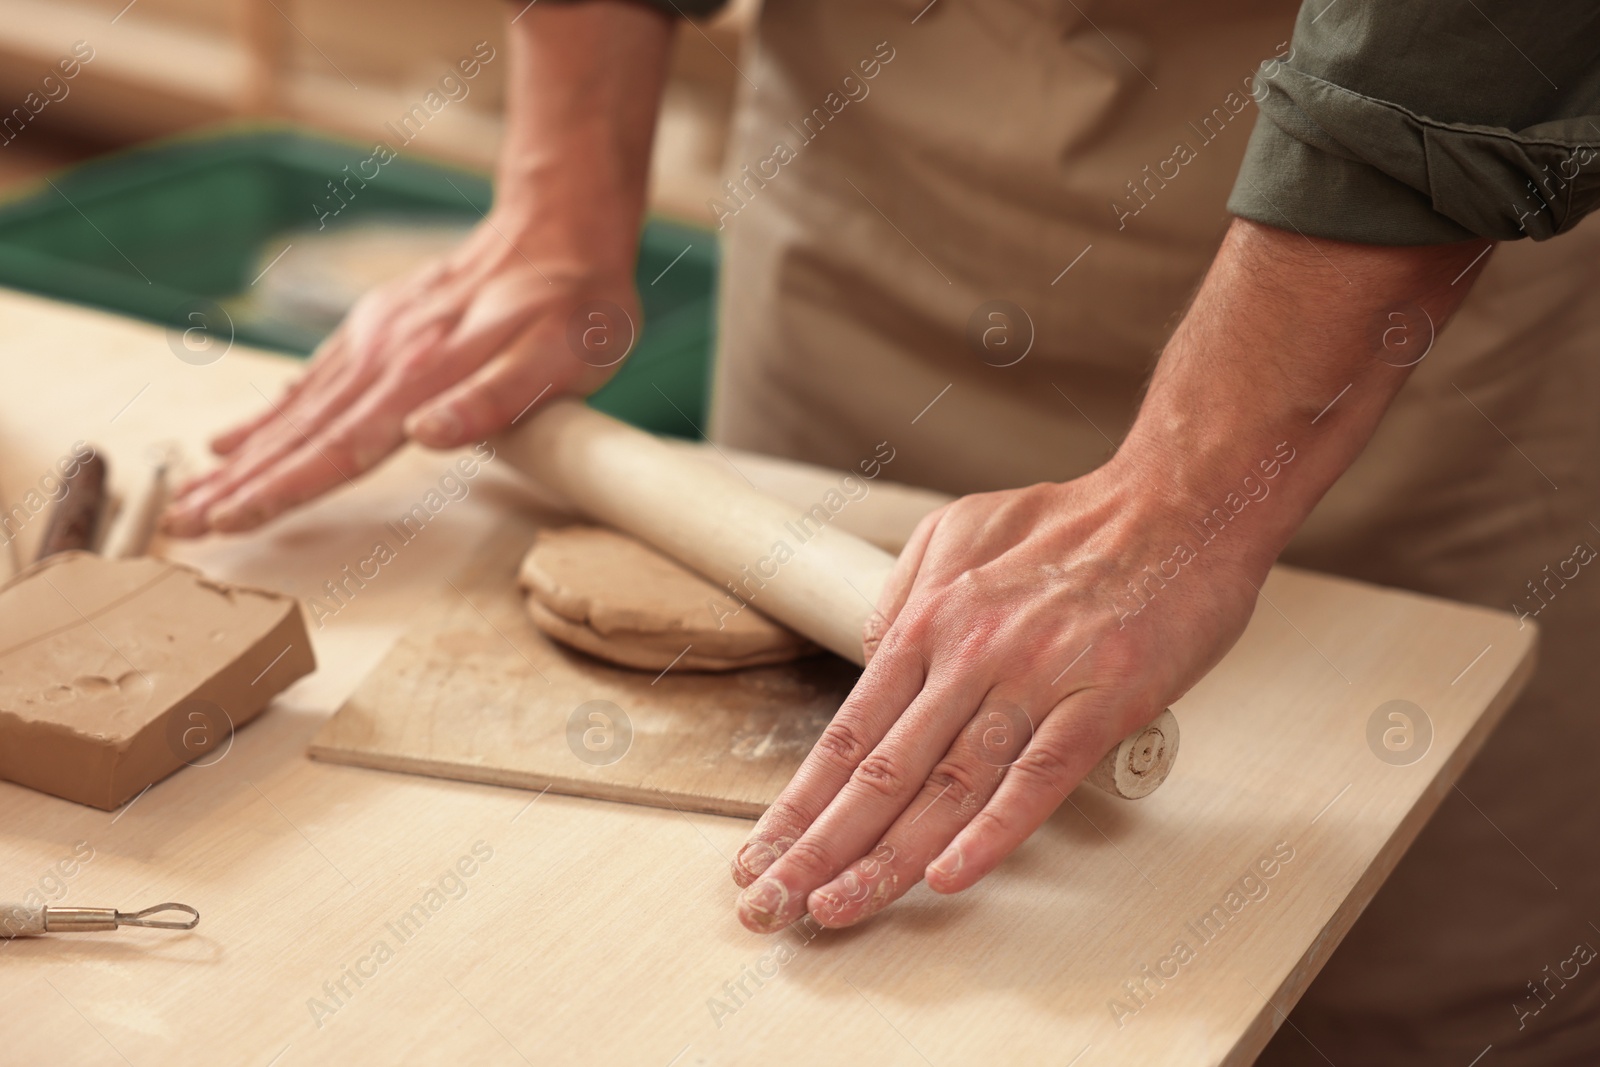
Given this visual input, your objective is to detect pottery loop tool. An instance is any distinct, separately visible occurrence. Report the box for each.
[496,400,1182,800]
[1,901,200,936]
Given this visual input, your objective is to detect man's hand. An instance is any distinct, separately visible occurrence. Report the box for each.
[162,226,637,535]
[163,0,674,536]
[731,463,1265,931]
[730,218,1497,932]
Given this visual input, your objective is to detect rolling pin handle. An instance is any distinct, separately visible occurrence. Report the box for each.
[1083,708,1180,800]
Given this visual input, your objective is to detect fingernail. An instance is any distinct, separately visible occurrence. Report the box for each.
[927,847,963,887]
[159,506,199,537]
[351,441,389,473]
[732,836,790,885]
[208,500,266,532]
[810,887,846,925]
[737,879,790,932]
[413,408,463,445]
[813,872,863,926]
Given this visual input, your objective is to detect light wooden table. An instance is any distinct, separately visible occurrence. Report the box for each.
[0,290,1534,1066]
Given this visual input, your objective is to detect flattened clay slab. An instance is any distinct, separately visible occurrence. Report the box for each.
[311,516,856,819]
[0,552,316,809]
[517,525,817,672]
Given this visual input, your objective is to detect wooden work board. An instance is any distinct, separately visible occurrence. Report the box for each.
[309,513,858,818]
[0,290,1541,1066]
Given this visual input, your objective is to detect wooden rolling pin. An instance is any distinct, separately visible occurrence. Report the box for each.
[494,400,1178,800]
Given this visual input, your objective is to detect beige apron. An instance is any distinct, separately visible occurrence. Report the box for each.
[707,0,1600,1061]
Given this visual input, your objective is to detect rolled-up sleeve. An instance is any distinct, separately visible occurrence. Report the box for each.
[536,0,730,17]
[1228,1,1600,244]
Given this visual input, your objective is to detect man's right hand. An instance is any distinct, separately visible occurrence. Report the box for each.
[162,0,675,537]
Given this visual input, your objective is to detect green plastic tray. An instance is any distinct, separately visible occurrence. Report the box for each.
[0,123,717,437]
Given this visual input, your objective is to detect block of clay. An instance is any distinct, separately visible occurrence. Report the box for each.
[0,551,315,809]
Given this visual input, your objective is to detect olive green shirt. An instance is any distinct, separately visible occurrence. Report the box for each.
[1229,1,1600,244]
[583,0,1600,245]
[575,0,728,17]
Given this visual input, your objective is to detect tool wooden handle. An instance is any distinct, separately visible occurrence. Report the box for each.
[36,453,108,562]
[495,401,1179,799]
[103,462,169,559]
[0,903,46,937]
[0,472,18,585]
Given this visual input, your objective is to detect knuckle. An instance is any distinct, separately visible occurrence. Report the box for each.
[911,504,947,542]
[861,613,888,661]
[956,622,999,659]
[777,836,834,877]
[857,841,898,878]
[874,620,925,664]
[967,804,1019,842]
[311,437,360,479]
[1009,744,1076,791]
[1093,642,1149,690]
[812,720,872,771]
[392,348,439,379]
[924,762,988,815]
[850,751,911,800]
[950,567,982,593]
[753,802,805,846]
[319,434,376,478]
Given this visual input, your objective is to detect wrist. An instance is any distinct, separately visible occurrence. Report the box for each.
[1099,220,1493,575]
[491,0,673,279]
[486,173,643,282]
[1101,431,1299,579]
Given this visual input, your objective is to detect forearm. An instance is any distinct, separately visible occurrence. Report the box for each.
[1113,218,1494,574]
[495,0,675,276]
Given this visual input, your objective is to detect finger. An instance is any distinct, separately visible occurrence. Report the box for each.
[203,315,499,531]
[926,691,1135,894]
[806,695,1033,928]
[171,275,531,536]
[341,259,455,364]
[204,416,404,532]
[404,292,570,447]
[863,505,946,664]
[210,334,349,456]
[302,331,496,464]
[735,669,992,934]
[179,355,370,507]
[210,393,295,458]
[406,329,573,446]
[170,308,454,531]
[730,637,927,893]
[200,362,447,533]
[406,354,553,447]
[163,360,380,535]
